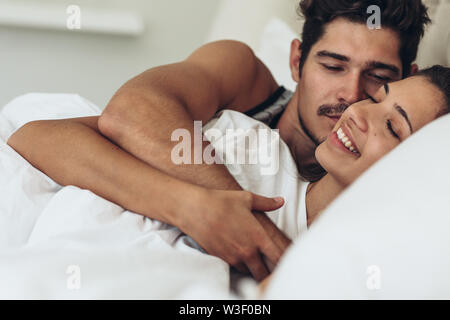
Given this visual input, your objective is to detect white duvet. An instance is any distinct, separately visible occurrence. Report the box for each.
[4,92,450,299]
[0,94,236,299]
[0,93,307,299]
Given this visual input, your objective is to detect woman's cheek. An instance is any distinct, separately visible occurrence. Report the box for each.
[370,141,397,164]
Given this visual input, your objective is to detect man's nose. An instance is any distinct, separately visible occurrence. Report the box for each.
[336,73,364,106]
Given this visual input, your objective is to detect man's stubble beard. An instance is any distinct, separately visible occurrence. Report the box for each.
[294,99,349,182]
[297,100,349,146]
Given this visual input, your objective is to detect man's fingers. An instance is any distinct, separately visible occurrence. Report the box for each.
[245,252,270,282]
[251,194,284,212]
[253,213,292,252]
[259,236,283,269]
[233,263,250,275]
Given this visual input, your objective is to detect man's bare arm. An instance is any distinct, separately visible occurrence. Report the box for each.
[98,40,278,189]
[7,116,290,280]
[94,40,291,254]
[28,115,291,252]
[7,117,186,223]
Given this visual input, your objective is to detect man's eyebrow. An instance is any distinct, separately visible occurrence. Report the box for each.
[395,104,413,134]
[316,50,349,62]
[367,61,400,76]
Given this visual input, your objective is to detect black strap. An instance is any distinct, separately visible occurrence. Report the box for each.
[244,86,286,117]
[269,110,283,129]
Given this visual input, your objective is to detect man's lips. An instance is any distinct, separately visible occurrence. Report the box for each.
[325,115,342,123]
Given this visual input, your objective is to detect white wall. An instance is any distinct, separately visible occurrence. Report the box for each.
[2,0,447,111]
[207,0,301,51]
[0,0,220,110]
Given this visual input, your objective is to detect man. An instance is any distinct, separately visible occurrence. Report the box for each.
[7,0,430,281]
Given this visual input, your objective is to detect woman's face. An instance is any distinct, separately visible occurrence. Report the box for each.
[316,76,445,186]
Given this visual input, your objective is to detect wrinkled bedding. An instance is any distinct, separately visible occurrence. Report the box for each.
[0,94,232,299]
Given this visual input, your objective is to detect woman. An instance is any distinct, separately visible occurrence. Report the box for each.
[256,66,450,291]
[199,66,449,273]
[205,65,449,232]
[305,66,450,225]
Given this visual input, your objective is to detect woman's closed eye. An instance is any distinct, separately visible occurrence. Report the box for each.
[367,93,401,140]
[386,120,400,140]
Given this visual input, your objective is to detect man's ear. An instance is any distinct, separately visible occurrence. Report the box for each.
[290,39,302,83]
[409,63,419,75]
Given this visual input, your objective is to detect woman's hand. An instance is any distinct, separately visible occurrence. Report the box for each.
[175,188,288,281]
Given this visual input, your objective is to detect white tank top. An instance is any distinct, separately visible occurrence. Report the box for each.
[204,109,309,241]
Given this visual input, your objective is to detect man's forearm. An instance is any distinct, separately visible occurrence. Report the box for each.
[7,119,202,226]
[99,84,241,191]
[98,40,278,192]
[8,117,291,269]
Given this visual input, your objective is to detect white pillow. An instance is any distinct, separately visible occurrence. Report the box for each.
[257,5,450,84]
[416,0,450,68]
[264,114,450,299]
[256,19,299,92]
[1,93,101,140]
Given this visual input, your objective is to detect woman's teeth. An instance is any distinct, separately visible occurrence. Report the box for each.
[337,128,359,154]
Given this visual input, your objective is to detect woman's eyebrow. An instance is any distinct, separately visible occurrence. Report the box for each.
[395,104,413,134]
[385,83,413,133]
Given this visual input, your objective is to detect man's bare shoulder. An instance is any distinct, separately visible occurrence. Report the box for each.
[187,40,279,112]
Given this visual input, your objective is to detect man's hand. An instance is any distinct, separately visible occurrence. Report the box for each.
[178,189,289,282]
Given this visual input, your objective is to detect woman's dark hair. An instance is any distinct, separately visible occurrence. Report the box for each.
[298,0,431,78]
[416,65,450,116]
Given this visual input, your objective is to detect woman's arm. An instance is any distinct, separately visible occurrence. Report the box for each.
[7,117,290,281]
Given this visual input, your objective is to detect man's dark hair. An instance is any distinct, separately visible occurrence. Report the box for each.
[298,0,431,78]
[416,65,450,116]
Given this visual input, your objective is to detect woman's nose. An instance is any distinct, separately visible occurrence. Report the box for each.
[346,103,369,133]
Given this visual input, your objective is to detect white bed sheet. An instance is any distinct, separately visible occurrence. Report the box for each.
[0,93,232,299]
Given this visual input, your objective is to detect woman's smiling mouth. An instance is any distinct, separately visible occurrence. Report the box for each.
[336,127,358,152]
[331,126,361,156]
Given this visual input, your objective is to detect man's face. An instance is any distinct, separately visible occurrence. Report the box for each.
[296,17,403,145]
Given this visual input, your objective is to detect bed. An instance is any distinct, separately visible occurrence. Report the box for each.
[0,94,231,299]
[1,0,450,299]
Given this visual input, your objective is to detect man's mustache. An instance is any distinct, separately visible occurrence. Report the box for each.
[317,103,349,116]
